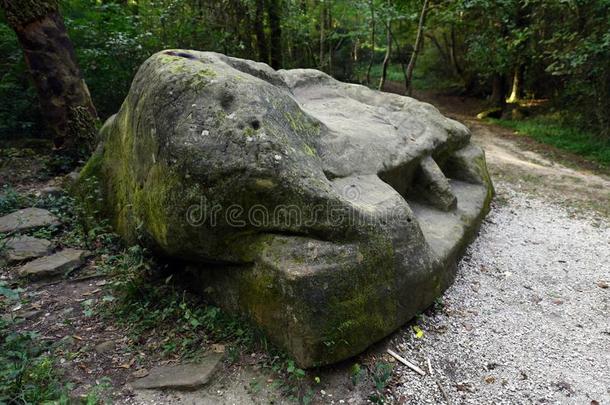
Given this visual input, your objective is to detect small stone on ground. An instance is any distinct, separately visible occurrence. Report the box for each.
[0,207,60,233]
[18,248,88,279]
[38,186,63,198]
[131,353,224,391]
[94,340,115,354]
[3,235,52,263]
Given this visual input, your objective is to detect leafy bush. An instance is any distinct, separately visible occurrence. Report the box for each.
[0,24,44,138]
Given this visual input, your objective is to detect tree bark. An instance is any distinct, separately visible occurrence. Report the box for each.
[449,25,463,77]
[254,0,269,64]
[405,0,430,96]
[326,2,332,74]
[507,64,524,103]
[267,0,282,69]
[319,1,325,69]
[377,0,392,91]
[1,0,97,157]
[365,0,375,84]
[388,24,407,93]
[490,73,507,108]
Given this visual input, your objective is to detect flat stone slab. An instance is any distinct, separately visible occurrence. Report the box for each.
[131,353,223,391]
[4,236,52,263]
[18,248,87,279]
[0,208,60,233]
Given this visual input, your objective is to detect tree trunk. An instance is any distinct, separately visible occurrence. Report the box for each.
[405,0,430,96]
[267,0,282,69]
[319,1,325,69]
[254,0,269,64]
[449,25,463,77]
[365,0,375,84]
[377,1,391,91]
[388,24,407,94]
[507,65,524,103]
[490,73,507,108]
[326,2,333,74]
[1,0,97,157]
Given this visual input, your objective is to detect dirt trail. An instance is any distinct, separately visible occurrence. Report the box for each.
[469,119,609,218]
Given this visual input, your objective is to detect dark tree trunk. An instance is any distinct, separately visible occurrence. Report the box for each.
[508,64,524,103]
[387,24,407,93]
[405,0,430,96]
[490,73,507,108]
[378,0,392,91]
[254,0,269,64]
[326,2,332,74]
[449,25,463,77]
[319,1,325,69]
[267,0,282,69]
[1,0,97,157]
[365,0,375,84]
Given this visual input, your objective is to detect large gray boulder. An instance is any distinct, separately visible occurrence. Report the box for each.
[78,50,493,367]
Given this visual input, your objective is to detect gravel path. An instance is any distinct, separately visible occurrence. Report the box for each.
[391,179,610,404]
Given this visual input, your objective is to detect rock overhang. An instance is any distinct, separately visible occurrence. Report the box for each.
[79,49,493,367]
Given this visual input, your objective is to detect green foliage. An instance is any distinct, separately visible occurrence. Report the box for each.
[491,116,610,168]
[371,362,393,391]
[356,63,404,83]
[99,245,259,359]
[0,23,44,138]
[1,0,608,141]
[350,362,365,386]
[541,1,610,137]
[369,361,393,404]
[426,0,610,137]
[99,244,317,401]
[0,185,30,216]
[0,284,70,404]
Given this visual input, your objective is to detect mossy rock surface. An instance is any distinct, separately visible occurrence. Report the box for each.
[77,50,493,367]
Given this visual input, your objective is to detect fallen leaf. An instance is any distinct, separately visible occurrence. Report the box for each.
[210,343,225,353]
[484,376,495,384]
[132,368,149,378]
[412,325,424,339]
[597,281,609,289]
[82,289,101,296]
[455,382,473,392]
[118,358,136,369]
